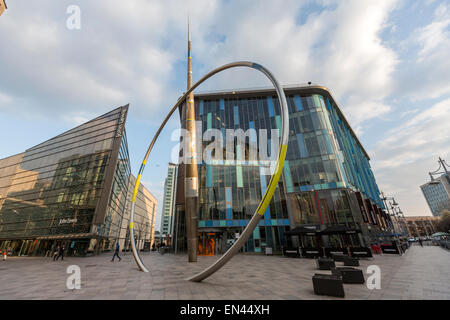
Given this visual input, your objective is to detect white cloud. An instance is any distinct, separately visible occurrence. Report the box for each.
[193,0,399,126]
[370,98,450,216]
[396,3,450,100]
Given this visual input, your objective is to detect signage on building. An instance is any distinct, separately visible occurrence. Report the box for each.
[115,108,126,138]
[59,218,77,225]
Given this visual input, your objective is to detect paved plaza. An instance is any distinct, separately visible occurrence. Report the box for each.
[0,245,449,300]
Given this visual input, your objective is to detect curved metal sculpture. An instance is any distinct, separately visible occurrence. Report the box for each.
[129,61,289,282]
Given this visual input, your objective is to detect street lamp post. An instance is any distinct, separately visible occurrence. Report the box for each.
[429,157,449,184]
[380,191,403,255]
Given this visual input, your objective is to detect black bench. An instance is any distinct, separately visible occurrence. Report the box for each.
[282,247,301,258]
[312,274,345,297]
[332,253,348,262]
[316,257,336,270]
[343,256,360,266]
[331,267,365,284]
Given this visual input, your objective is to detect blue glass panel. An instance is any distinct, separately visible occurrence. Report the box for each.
[267,96,275,117]
[283,219,290,225]
[226,220,233,226]
[225,188,232,201]
[275,115,282,136]
[236,165,243,188]
[329,182,337,189]
[206,165,212,188]
[220,98,224,110]
[232,220,239,226]
[233,106,239,125]
[283,160,294,193]
[213,220,220,227]
[297,133,308,158]
[198,220,205,227]
[240,220,247,226]
[324,132,334,154]
[294,95,303,111]
[326,98,332,110]
[199,100,204,115]
[206,220,213,227]
[207,113,212,129]
[226,207,232,220]
[253,227,261,239]
[265,220,271,226]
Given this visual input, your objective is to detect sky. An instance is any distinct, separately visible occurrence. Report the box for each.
[0,0,449,230]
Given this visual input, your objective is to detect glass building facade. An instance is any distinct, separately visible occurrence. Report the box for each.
[420,174,450,216]
[174,85,390,254]
[0,105,156,256]
[160,163,178,238]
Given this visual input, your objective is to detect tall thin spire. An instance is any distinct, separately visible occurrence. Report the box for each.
[184,14,198,263]
[187,15,192,90]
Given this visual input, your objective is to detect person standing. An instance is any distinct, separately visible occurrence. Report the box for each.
[2,249,6,261]
[55,245,65,261]
[111,242,122,262]
[419,237,423,247]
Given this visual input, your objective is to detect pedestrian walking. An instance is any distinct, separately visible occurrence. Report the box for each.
[419,238,423,247]
[55,245,65,261]
[2,249,6,261]
[53,245,59,261]
[111,242,122,262]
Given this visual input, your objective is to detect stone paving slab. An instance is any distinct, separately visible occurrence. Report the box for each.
[0,246,449,300]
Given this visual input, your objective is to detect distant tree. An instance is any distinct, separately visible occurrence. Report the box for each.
[437,210,450,233]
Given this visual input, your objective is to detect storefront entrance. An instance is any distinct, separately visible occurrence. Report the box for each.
[197,232,216,256]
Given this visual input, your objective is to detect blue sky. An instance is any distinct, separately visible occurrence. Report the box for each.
[1,0,449,228]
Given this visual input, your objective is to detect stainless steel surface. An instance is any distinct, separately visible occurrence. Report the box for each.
[129,62,289,279]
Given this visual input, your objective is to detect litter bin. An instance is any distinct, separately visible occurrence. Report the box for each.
[265,247,273,255]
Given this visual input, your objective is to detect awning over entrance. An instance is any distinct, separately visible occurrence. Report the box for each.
[285,224,361,236]
[35,233,100,240]
[318,225,361,235]
[285,226,319,236]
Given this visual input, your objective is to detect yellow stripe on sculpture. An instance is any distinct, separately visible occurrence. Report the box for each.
[132,174,142,202]
[257,144,287,215]
[129,222,134,229]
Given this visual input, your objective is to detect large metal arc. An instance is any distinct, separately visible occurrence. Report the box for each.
[129,61,289,281]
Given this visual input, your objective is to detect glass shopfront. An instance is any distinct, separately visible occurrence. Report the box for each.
[175,88,385,253]
[0,106,139,256]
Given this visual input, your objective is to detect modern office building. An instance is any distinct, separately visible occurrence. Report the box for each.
[0,105,157,256]
[173,85,389,255]
[160,163,178,241]
[121,174,157,252]
[420,173,450,217]
[405,216,440,237]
